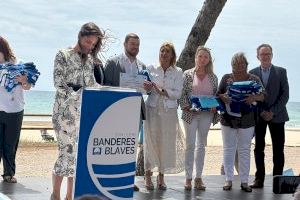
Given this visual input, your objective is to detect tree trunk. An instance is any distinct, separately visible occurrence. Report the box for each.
[177,0,227,71]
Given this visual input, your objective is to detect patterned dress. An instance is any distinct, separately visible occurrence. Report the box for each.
[52,48,98,177]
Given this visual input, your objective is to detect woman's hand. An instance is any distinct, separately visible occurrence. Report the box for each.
[152,82,169,97]
[244,93,264,105]
[244,94,256,105]
[219,93,231,104]
[15,75,31,90]
[143,80,153,92]
[210,107,217,113]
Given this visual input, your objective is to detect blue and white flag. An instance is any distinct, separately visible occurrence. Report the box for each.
[0,62,40,92]
[226,81,262,116]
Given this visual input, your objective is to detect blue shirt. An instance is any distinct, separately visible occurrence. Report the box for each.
[261,65,271,87]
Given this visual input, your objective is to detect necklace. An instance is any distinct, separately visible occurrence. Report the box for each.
[11,90,14,101]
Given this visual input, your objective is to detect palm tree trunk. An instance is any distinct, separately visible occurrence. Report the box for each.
[177,0,227,71]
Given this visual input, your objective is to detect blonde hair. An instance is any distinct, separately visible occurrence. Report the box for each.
[159,42,177,67]
[195,46,214,74]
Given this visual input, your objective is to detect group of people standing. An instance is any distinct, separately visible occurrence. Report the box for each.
[50,22,289,199]
[1,21,288,200]
[179,44,288,193]
[51,23,289,200]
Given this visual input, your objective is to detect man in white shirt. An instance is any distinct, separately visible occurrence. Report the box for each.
[104,33,145,86]
[104,33,146,191]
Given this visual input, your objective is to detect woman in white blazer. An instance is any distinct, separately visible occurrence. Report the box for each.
[143,42,184,190]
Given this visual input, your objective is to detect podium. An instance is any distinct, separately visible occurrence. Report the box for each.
[74,88,142,200]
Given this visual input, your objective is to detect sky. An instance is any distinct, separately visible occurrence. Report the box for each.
[1,0,299,101]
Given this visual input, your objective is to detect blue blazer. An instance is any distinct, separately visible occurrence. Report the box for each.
[103,54,146,86]
[249,65,289,123]
[103,54,147,120]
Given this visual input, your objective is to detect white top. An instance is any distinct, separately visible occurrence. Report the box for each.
[120,53,140,74]
[0,85,24,113]
[146,64,183,109]
[0,60,25,113]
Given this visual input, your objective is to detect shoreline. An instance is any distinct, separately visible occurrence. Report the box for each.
[20,128,300,147]
[21,114,300,147]
[23,116,300,130]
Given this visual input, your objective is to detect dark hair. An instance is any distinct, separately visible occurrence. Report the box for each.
[0,36,16,63]
[78,22,105,60]
[124,33,139,44]
[257,43,273,55]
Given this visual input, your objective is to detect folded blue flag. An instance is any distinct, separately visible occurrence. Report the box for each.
[190,95,225,113]
[139,69,152,82]
[0,62,40,92]
[199,96,220,108]
[226,81,262,116]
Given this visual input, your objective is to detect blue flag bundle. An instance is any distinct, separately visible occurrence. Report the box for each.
[139,69,152,81]
[0,62,40,92]
[227,81,262,116]
[190,95,225,113]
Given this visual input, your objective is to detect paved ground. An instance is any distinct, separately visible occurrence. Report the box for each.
[0,175,295,200]
[4,144,299,178]
[0,129,298,199]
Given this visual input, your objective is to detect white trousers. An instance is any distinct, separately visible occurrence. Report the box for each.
[221,125,254,183]
[184,112,213,179]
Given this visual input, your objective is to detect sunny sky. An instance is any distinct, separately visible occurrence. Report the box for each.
[1,0,299,101]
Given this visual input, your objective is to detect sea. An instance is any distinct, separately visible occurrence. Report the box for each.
[24,90,300,129]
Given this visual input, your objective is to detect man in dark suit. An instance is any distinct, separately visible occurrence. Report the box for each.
[103,32,148,120]
[249,44,289,188]
[104,33,149,191]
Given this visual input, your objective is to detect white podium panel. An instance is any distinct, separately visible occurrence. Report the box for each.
[74,88,141,200]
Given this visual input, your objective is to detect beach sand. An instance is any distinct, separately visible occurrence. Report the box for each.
[3,128,298,179]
